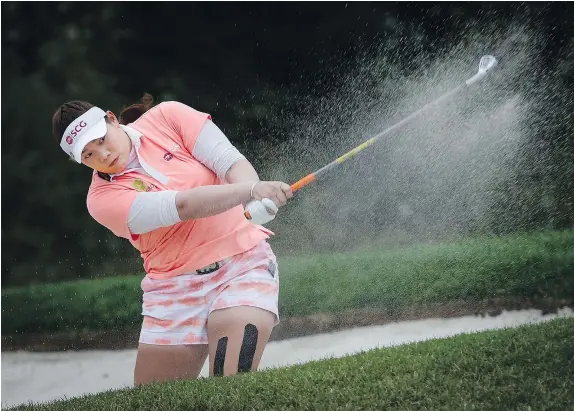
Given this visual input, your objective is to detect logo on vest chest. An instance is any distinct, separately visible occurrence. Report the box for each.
[133,179,156,192]
[164,143,180,161]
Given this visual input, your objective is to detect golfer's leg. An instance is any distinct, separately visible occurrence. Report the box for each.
[207,306,276,376]
[134,343,209,386]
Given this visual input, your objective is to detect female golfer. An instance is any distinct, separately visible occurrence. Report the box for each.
[52,94,293,385]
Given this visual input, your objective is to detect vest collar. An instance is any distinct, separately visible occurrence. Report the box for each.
[107,125,169,185]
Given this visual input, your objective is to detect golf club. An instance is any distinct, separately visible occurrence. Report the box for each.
[245,55,499,220]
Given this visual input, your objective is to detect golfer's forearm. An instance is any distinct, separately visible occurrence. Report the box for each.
[225,159,260,184]
[175,182,253,220]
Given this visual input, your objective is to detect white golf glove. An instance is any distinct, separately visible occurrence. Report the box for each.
[244,198,278,225]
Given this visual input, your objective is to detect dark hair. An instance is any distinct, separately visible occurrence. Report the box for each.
[118,93,155,125]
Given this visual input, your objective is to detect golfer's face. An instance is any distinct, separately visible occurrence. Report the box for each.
[81,121,132,174]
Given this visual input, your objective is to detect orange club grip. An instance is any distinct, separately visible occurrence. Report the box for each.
[244,173,317,220]
[290,173,317,192]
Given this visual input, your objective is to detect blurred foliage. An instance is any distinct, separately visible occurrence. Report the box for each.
[2,3,573,286]
[3,230,573,336]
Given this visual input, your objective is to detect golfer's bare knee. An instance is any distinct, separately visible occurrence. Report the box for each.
[207,306,275,377]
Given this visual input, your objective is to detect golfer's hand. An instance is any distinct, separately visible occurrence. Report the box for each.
[251,181,293,207]
[245,198,278,225]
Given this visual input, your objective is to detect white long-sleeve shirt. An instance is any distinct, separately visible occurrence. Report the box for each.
[113,119,246,235]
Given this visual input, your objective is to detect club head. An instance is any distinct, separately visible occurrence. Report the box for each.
[465,55,499,86]
[478,55,498,73]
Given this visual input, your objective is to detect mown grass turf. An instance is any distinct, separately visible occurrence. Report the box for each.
[276,229,574,318]
[8,317,574,411]
[2,229,574,336]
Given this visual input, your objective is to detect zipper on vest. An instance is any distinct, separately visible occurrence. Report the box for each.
[109,137,170,185]
[133,142,169,185]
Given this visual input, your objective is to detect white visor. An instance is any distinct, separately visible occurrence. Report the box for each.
[60,106,108,163]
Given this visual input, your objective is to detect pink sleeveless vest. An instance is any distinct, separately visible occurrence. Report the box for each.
[86,101,271,280]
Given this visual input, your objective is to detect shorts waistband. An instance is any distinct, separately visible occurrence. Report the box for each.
[195,257,233,275]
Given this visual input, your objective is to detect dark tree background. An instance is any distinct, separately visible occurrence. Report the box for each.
[2,2,573,286]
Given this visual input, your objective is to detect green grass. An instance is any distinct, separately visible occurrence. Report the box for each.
[277,229,574,317]
[3,229,574,335]
[8,317,574,411]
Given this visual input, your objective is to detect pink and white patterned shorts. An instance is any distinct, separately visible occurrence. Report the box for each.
[139,240,280,345]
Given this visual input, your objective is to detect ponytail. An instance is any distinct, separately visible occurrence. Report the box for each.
[119,92,155,125]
